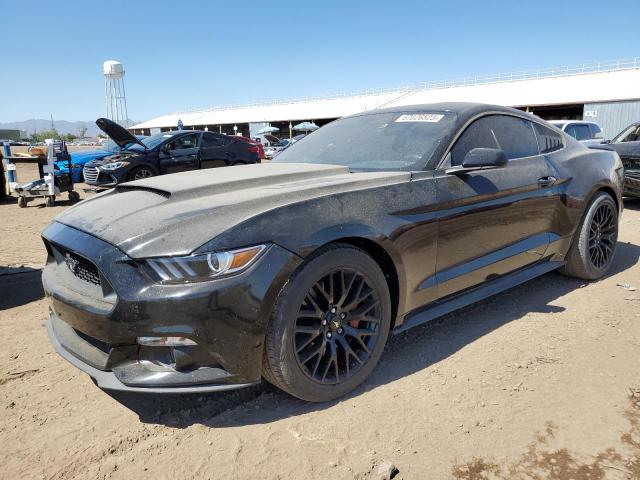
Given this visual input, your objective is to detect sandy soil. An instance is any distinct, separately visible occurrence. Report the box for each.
[0,182,639,479]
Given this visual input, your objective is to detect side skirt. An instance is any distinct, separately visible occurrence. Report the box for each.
[393,259,564,334]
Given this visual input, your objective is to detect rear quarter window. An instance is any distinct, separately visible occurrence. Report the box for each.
[533,123,563,153]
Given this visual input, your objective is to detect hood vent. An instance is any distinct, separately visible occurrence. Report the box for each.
[115,185,171,198]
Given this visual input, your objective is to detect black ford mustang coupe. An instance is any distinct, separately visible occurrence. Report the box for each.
[42,103,624,401]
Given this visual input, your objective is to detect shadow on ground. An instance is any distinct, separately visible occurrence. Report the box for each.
[0,268,44,310]
[109,239,640,429]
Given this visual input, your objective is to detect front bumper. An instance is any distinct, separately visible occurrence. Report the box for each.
[42,222,302,393]
[46,313,257,393]
[82,165,121,187]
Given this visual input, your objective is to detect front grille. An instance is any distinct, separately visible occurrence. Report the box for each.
[83,166,99,183]
[52,243,102,286]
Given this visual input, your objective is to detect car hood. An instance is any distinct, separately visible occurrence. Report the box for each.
[96,117,146,150]
[53,163,409,258]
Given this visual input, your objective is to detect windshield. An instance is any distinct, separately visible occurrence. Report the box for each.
[612,123,640,143]
[125,133,178,151]
[273,111,457,171]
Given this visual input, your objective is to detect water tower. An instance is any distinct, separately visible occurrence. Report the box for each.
[103,60,129,126]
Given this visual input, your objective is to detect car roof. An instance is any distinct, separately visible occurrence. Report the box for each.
[367,102,522,116]
[353,102,539,129]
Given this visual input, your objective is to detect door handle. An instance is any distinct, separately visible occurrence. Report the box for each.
[538,176,557,187]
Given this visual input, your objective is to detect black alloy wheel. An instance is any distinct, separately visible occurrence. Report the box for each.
[262,245,391,402]
[132,167,154,180]
[294,269,382,385]
[588,201,616,269]
[560,192,618,280]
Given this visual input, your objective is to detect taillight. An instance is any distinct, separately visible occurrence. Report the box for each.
[247,145,259,153]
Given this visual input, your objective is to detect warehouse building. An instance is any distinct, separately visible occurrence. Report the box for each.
[130,59,640,141]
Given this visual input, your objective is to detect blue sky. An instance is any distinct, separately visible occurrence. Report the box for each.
[1,0,638,123]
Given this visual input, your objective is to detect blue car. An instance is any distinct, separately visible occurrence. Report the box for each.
[55,148,112,183]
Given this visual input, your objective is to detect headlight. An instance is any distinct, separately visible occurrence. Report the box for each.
[100,161,129,170]
[144,244,267,283]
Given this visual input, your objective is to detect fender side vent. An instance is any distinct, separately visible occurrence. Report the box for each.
[115,185,171,198]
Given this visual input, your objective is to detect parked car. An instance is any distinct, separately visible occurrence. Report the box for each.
[234,135,265,160]
[82,118,260,187]
[43,103,622,402]
[602,121,640,197]
[55,147,112,183]
[264,137,291,159]
[549,120,603,146]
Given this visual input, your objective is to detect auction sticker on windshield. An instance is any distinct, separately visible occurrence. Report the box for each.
[395,113,444,123]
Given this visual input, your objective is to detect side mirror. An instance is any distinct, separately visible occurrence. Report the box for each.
[602,139,612,144]
[462,148,507,168]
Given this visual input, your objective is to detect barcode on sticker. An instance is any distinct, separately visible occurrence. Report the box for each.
[395,114,444,123]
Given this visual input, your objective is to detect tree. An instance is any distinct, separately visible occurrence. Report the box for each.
[78,123,88,138]
[31,129,60,143]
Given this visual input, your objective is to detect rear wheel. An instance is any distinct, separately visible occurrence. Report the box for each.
[263,245,391,402]
[68,191,80,203]
[560,192,618,280]
[128,166,155,181]
[45,196,55,207]
[17,196,27,208]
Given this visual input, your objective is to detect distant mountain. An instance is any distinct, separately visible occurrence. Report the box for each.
[0,118,135,138]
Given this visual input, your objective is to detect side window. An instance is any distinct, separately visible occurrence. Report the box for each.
[168,133,199,150]
[573,124,592,141]
[450,115,539,165]
[201,132,224,148]
[589,124,602,138]
[564,125,577,139]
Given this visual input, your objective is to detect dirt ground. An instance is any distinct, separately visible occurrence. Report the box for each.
[1,165,639,479]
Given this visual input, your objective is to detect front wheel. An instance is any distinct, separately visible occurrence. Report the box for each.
[560,192,618,280]
[128,166,155,182]
[263,245,391,402]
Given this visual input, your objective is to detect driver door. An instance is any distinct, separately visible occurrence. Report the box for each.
[159,132,201,174]
[433,114,562,298]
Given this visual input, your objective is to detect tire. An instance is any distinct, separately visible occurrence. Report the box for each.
[45,196,55,207]
[560,192,618,280]
[17,196,27,208]
[68,191,80,203]
[127,166,155,182]
[263,244,391,402]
